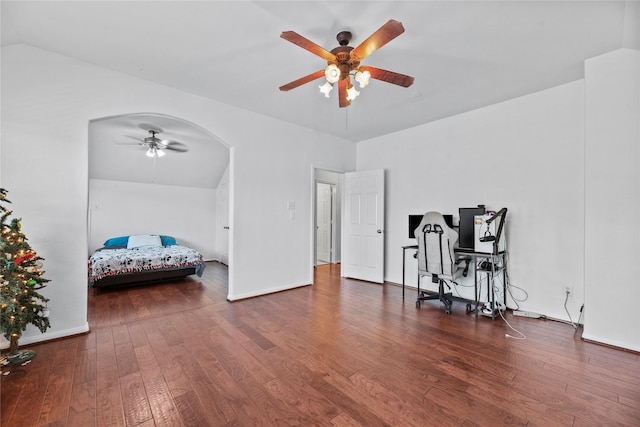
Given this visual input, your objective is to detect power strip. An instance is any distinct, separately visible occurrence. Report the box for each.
[513,310,543,319]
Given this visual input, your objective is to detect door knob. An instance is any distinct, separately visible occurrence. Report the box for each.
[377,229,382,234]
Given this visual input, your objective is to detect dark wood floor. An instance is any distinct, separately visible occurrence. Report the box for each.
[1,262,639,426]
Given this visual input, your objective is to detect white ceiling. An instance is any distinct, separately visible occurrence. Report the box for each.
[88,113,230,189]
[2,1,638,187]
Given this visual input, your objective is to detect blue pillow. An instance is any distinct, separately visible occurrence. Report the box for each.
[160,235,177,246]
[104,236,129,247]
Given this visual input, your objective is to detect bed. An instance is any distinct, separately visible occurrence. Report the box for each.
[88,234,206,287]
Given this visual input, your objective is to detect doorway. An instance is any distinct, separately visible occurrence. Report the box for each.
[87,112,232,295]
[314,168,342,266]
[316,182,334,264]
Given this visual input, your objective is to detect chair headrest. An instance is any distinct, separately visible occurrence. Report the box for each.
[418,211,451,231]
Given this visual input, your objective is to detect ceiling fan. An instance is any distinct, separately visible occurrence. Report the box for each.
[122,127,189,158]
[279,19,415,108]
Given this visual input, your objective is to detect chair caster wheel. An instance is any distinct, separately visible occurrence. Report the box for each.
[466,303,472,313]
[415,300,420,307]
[445,308,451,314]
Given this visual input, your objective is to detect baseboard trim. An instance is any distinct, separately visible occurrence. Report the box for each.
[0,323,90,350]
[227,281,311,301]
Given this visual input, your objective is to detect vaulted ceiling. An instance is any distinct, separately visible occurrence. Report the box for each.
[2,1,638,187]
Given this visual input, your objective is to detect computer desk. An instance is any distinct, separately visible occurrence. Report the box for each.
[401,245,507,319]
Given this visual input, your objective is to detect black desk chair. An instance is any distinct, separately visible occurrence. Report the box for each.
[415,211,469,313]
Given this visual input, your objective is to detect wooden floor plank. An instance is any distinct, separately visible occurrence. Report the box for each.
[95,329,119,392]
[67,379,97,427]
[73,347,97,385]
[138,369,183,427]
[115,342,139,379]
[35,338,78,426]
[119,371,153,426]
[95,383,125,427]
[3,261,640,426]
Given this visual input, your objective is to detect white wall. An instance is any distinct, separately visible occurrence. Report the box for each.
[88,179,217,260]
[1,44,356,346]
[357,80,586,322]
[584,48,640,351]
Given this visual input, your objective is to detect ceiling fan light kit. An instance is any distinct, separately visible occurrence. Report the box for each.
[279,19,415,108]
[146,147,166,158]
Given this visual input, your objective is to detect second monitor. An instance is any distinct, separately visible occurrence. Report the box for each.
[409,213,454,239]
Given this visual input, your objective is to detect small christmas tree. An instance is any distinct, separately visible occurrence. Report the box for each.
[0,188,50,365]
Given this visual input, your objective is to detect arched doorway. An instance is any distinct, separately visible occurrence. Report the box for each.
[87,112,231,285]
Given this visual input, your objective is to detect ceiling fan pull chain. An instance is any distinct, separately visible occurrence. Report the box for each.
[345,108,349,131]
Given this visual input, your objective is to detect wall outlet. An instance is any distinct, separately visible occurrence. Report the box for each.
[564,285,573,295]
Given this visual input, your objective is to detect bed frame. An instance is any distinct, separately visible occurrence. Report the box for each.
[91,266,197,288]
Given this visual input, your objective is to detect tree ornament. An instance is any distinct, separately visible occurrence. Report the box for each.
[15,253,34,265]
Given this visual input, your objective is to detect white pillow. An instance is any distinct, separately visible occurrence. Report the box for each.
[127,234,162,249]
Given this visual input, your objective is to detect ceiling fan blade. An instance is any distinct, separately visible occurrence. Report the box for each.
[163,141,189,153]
[281,31,336,61]
[351,20,405,60]
[338,79,351,108]
[279,70,326,91]
[359,65,415,88]
[115,136,144,146]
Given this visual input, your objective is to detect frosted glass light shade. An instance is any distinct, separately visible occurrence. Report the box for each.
[319,81,333,97]
[346,85,360,101]
[355,70,371,88]
[324,64,340,83]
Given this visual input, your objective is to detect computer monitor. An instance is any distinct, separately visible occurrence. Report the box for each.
[409,214,454,239]
[458,205,485,249]
[408,215,423,239]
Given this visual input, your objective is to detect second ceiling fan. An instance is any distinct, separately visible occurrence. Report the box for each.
[122,126,189,158]
[279,19,415,108]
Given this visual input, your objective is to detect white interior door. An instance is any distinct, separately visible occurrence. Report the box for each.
[316,182,332,264]
[342,169,385,283]
[218,178,229,265]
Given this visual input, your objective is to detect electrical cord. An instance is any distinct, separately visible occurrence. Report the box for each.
[574,304,585,337]
[488,278,526,339]
[502,253,529,310]
[505,280,528,310]
[499,308,526,340]
[470,239,566,340]
[563,290,577,329]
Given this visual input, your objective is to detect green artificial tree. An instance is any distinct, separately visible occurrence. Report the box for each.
[0,188,50,365]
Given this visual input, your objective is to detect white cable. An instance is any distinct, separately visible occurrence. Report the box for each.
[488,270,526,339]
[498,303,526,339]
